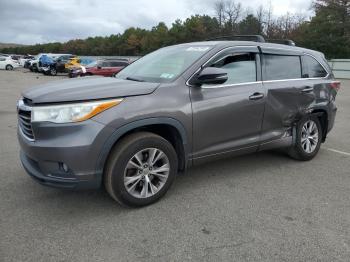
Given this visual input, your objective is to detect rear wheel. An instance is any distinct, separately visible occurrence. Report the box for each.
[288,116,322,161]
[5,65,13,70]
[104,132,178,207]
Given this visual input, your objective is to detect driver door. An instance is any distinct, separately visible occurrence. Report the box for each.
[190,46,266,163]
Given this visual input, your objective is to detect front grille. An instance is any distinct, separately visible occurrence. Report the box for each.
[18,100,35,141]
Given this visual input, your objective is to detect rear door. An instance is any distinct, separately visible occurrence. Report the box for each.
[260,48,317,144]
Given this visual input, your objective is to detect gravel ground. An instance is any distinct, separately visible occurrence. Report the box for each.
[1,68,350,262]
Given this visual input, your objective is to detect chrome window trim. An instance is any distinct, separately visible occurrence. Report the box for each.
[186,45,331,89]
[201,81,263,89]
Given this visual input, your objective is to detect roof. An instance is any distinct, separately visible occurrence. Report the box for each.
[177,40,323,57]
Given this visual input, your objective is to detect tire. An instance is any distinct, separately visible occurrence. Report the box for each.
[5,65,13,70]
[50,68,57,76]
[288,116,322,161]
[104,132,178,207]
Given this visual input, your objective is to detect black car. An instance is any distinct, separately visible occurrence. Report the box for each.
[41,55,76,75]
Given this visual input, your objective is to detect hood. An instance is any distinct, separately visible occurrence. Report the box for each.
[22,77,160,104]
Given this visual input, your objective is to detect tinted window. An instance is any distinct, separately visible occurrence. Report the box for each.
[207,52,257,85]
[0,58,6,61]
[302,55,327,78]
[264,55,301,80]
[101,62,110,67]
[110,61,128,67]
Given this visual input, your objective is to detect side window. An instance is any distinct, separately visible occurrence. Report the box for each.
[110,62,128,67]
[207,52,257,85]
[302,55,327,78]
[101,62,110,67]
[263,54,301,80]
[0,58,6,61]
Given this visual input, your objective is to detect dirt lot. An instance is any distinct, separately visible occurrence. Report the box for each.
[1,69,350,262]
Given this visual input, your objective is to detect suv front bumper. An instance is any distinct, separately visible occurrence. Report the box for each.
[18,119,114,190]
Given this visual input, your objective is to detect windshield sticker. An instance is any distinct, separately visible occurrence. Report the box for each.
[186,46,210,52]
[160,73,175,79]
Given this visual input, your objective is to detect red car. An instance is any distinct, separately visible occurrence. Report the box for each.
[86,60,129,77]
[69,59,130,78]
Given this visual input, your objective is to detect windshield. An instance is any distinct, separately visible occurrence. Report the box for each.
[116,45,213,83]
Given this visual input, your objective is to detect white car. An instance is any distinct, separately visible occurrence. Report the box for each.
[0,57,19,70]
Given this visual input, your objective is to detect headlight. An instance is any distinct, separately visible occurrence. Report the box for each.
[32,99,123,123]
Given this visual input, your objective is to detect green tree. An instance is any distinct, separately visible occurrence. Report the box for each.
[238,14,261,35]
[298,0,350,58]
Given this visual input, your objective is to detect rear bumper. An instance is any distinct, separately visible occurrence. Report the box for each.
[327,106,337,133]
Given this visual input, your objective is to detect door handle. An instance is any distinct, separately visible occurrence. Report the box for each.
[249,92,264,100]
[301,87,314,93]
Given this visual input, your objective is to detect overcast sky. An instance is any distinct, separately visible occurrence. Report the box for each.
[0,0,313,45]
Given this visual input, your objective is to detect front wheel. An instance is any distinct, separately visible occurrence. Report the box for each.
[288,116,322,161]
[104,132,178,207]
[50,68,57,76]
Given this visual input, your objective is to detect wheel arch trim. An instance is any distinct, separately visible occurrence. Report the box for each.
[95,117,189,175]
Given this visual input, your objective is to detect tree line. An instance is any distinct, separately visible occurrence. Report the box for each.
[1,0,349,59]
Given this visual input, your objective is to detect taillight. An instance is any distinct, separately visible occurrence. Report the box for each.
[330,81,341,91]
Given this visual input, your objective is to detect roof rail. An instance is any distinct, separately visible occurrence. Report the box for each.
[267,39,296,46]
[206,35,266,43]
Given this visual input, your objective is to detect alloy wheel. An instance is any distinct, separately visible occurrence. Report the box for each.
[124,148,170,198]
[301,120,319,153]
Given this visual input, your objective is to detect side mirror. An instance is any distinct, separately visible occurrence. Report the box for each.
[97,66,102,69]
[190,67,228,86]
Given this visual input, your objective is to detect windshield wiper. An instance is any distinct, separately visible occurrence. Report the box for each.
[126,76,145,82]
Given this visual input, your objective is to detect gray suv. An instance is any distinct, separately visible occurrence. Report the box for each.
[17,39,340,207]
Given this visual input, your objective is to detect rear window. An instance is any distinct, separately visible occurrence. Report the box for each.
[263,54,302,80]
[302,55,328,78]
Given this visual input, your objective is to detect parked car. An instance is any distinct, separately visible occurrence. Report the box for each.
[42,56,92,76]
[0,56,19,70]
[17,37,340,207]
[53,55,77,73]
[69,59,129,77]
[30,53,72,72]
[64,57,81,70]
[40,55,58,75]
[20,55,35,67]
[29,54,46,72]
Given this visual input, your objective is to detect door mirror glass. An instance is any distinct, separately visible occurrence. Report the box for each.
[191,67,228,86]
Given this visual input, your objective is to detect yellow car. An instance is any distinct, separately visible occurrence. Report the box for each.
[64,57,81,70]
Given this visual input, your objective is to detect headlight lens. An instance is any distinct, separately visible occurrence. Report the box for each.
[32,99,123,123]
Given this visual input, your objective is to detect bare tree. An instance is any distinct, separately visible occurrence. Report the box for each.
[256,5,265,34]
[214,0,226,28]
[224,0,242,32]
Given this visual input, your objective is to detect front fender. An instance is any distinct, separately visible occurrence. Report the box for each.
[95,117,189,175]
